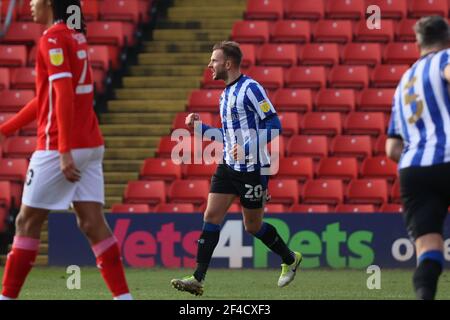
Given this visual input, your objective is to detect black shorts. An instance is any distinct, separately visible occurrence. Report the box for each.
[210,164,269,209]
[400,162,450,240]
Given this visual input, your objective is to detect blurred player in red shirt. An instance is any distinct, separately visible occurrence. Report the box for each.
[0,0,132,300]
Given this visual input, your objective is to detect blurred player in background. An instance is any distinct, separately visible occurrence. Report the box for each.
[171,41,302,296]
[386,16,450,300]
[0,0,132,300]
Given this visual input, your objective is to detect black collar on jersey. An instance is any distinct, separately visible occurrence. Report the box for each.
[226,73,244,88]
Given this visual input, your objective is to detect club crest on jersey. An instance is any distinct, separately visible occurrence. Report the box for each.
[259,100,271,113]
[49,48,64,66]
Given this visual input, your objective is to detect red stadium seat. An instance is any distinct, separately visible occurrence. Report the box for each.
[111,203,152,214]
[228,203,242,213]
[371,64,409,88]
[124,180,166,205]
[92,69,106,94]
[272,88,312,112]
[240,44,257,68]
[285,67,324,91]
[0,159,28,182]
[10,67,36,90]
[3,22,43,45]
[380,203,403,213]
[303,179,343,205]
[344,112,385,136]
[317,157,358,182]
[342,43,381,66]
[335,204,375,213]
[0,90,34,112]
[0,0,17,22]
[88,46,111,71]
[287,135,328,159]
[396,19,417,41]
[383,42,419,65]
[27,45,37,67]
[0,181,11,209]
[21,120,37,136]
[409,0,448,18]
[0,68,10,90]
[168,180,210,205]
[80,0,99,22]
[3,136,36,159]
[258,44,297,67]
[329,66,369,89]
[187,90,222,112]
[140,158,182,181]
[0,45,27,67]
[271,20,311,43]
[315,89,355,113]
[154,203,197,213]
[290,204,331,213]
[247,66,283,90]
[347,179,388,205]
[374,135,387,156]
[268,179,299,205]
[277,157,314,181]
[0,113,14,127]
[184,163,218,179]
[231,21,270,43]
[263,204,285,213]
[86,22,125,47]
[326,0,364,19]
[300,43,339,66]
[361,156,398,181]
[245,0,284,20]
[391,179,401,203]
[278,112,299,136]
[285,0,324,20]
[100,0,141,23]
[331,135,372,159]
[355,19,395,42]
[358,88,395,112]
[157,135,200,159]
[301,112,342,136]
[366,0,407,19]
[314,20,353,43]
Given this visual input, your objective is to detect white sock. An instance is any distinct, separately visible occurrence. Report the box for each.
[113,293,133,300]
[0,295,14,300]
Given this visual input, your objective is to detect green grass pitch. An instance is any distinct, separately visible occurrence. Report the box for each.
[0,267,449,300]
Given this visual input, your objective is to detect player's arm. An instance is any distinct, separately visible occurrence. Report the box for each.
[386,137,404,163]
[386,89,403,163]
[443,64,450,83]
[185,112,224,141]
[0,97,38,142]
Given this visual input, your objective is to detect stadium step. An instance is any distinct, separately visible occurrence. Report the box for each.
[114,88,191,100]
[104,148,156,161]
[142,41,214,53]
[138,52,211,65]
[101,113,175,125]
[121,76,201,89]
[0,255,48,266]
[167,7,244,19]
[103,160,143,172]
[105,184,128,197]
[156,19,237,30]
[152,29,230,42]
[104,172,139,185]
[107,100,185,112]
[128,65,204,76]
[174,0,246,7]
[100,124,171,136]
[104,137,160,148]
[105,196,123,209]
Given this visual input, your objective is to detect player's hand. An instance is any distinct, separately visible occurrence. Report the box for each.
[60,152,81,183]
[185,113,200,130]
[231,143,245,162]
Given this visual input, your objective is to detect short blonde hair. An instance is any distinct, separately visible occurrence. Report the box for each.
[212,41,243,67]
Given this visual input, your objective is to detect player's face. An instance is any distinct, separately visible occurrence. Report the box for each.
[208,49,229,81]
[30,0,52,24]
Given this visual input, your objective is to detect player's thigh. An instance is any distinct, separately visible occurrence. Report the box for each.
[203,193,236,225]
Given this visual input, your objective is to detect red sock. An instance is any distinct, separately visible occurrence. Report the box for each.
[1,236,40,299]
[92,236,130,298]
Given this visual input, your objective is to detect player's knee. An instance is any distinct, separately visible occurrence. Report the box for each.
[15,213,42,236]
[244,222,261,235]
[77,219,97,237]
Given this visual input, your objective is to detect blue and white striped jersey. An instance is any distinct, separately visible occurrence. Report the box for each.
[218,74,277,172]
[388,49,450,169]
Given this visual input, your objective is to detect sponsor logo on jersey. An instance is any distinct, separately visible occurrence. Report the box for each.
[49,48,64,66]
[259,100,271,113]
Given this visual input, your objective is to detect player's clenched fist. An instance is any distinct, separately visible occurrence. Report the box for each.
[185,113,200,130]
[60,152,81,183]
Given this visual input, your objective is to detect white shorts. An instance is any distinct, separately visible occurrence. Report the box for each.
[22,146,105,211]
